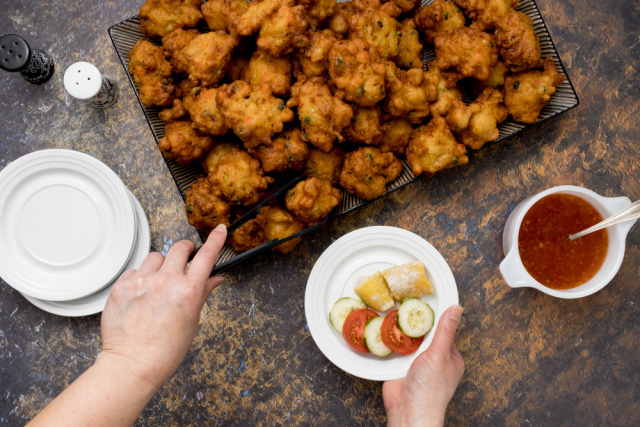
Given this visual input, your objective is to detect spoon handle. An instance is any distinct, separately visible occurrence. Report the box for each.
[569,200,640,240]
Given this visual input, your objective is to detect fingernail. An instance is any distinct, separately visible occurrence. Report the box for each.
[214,224,227,232]
[449,305,464,322]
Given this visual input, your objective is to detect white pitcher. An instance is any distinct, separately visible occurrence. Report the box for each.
[499,185,636,299]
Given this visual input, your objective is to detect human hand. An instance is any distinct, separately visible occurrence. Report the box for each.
[97,224,228,390]
[382,305,465,427]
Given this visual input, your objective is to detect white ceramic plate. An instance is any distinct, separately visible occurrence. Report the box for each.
[22,190,150,317]
[0,149,136,301]
[305,226,459,381]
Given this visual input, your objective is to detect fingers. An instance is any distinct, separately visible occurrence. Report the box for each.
[429,305,463,355]
[202,275,225,301]
[119,269,137,280]
[160,240,196,274]
[187,224,228,284]
[137,251,165,274]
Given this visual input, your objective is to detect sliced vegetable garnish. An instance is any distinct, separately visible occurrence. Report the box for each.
[397,298,434,338]
[329,297,367,333]
[342,308,378,353]
[363,316,392,357]
[381,310,424,355]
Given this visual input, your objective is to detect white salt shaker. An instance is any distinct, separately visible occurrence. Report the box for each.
[63,62,119,109]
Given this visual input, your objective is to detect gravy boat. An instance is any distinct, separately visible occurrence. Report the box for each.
[499,185,636,298]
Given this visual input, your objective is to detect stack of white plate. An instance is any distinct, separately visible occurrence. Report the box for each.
[0,149,150,317]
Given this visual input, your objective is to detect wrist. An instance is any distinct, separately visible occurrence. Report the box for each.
[401,410,445,427]
[94,351,167,395]
[398,399,447,427]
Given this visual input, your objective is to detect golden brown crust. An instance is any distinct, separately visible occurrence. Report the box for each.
[128,40,175,107]
[394,18,424,70]
[298,0,337,28]
[287,77,353,152]
[180,31,238,87]
[241,50,292,96]
[285,177,342,225]
[446,87,508,150]
[209,147,275,205]
[159,98,187,123]
[216,81,295,150]
[252,127,310,174]
[376,118,413,155]
[256,205,305,253]
[494,11,542,72]
[158,120,214,164]
[385,0,418,14]
[293,29,338,79]
[434,26,499,81]
[348,0,402,60]
[384,62,439,123]
[161,28,201,74]
[344,105,383,145]
[184,176,231,233]
[202,0,248,35]
[302,146,345,185]
[328,38,387,107]
[237,0,309,56]
[139,0,203,39]
[237,0,288,35]
[256,4,309,56]
[467,60,509,97]
[414,0,465,44]
[201,142,236,174]
[503,57,566,124]
[405,115,468,176]
[228,219,265,252]
[182,86,229,136]
[454,0,519,31]
[423,60,463,118]
[339,146,402,200]
[326,1,352,35]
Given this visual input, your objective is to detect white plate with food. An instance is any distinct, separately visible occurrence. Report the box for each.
[22,190,150,316]
[305,226,458,381]
[0,149,136,301]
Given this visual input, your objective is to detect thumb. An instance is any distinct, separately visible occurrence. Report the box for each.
[429,305,463,354]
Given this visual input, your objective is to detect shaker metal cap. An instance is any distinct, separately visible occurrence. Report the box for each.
[0,34,31,72]
[64,62,102,99]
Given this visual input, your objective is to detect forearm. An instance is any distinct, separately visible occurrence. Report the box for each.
[27,353,162,427]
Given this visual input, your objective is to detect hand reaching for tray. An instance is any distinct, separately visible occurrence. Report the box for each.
[28,225,227,427]
[382,305,465,427]
[99,223,227,387]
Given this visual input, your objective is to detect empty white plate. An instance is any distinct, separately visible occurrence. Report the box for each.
[0,150,136,301]
[305,226,459,381]
[22,190,151,316]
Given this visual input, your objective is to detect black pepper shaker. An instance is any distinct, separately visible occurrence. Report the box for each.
[0,34,54,84]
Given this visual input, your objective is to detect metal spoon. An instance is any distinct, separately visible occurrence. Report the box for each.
[569,200,640,240]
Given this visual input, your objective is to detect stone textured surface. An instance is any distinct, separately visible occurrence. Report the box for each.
[1,0,639,425]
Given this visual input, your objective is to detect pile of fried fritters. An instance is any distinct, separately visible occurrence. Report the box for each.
[128,0,566,253]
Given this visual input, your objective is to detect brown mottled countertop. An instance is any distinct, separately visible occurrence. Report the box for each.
[1,0,639,425]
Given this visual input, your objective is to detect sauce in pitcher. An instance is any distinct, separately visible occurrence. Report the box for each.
[518,194,608,289]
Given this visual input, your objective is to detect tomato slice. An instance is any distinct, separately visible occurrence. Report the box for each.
[342,308,379,353]
[381,310,424,354]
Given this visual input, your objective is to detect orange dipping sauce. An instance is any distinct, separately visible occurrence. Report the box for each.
[518,194,608,290]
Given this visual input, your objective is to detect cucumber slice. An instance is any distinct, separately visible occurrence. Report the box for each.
[363,316,392,357]
[397,298,434,338]
[329,297,367,333]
